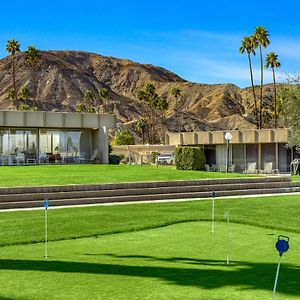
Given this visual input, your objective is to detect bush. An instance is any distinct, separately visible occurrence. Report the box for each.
[174,146,206,170]
[113,128,135,145]
[109,154,124,165]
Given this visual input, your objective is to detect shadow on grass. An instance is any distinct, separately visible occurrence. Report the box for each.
[0,258,299,296]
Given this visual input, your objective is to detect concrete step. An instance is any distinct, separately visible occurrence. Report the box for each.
[0,176,291,195]
[0,181,294,203]
[0,186,299,210]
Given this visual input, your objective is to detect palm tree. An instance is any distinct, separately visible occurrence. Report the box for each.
[135,118,147,144]
[25,45,41,104]
[6,39,21,100]
[83,90,94,111]
[98,88,108,113]
[254,26,270,128]
[239,36,259,128]
[18,84,30,102]
[170,87,181,131]
[156,96,169,143]
[265,52,281,128]
[75,102,86,113]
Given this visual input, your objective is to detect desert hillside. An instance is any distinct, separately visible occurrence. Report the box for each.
[0,50,277,133]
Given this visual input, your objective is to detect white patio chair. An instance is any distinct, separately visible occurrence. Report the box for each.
[244,162,257,174]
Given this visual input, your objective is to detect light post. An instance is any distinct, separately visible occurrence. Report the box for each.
[225,132,233,173]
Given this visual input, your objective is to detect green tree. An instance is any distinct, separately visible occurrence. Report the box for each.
[254,26,270,128]
[83,90,95,112]
[240,36,259,128]
[265,52,281,128]
[6,39,21,100]
[137,83,160,143]
[135,118,147,144]
[25,45,41,103]
[156,96,169,143]
[75,102,86,113]
[113,128,135,145]
[18,84,30,102]
[18,104,30,111]
[6,88,16,100]
[279,83,300,149]
[171,87,181,131]
[98,88,109,113]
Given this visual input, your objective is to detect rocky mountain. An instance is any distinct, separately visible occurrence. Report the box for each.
[0,50,277,134]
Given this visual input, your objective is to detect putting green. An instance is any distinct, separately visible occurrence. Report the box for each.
[0,221,298,299]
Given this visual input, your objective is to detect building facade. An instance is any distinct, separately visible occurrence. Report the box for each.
[0,110,116,165]
[166,129,298,173]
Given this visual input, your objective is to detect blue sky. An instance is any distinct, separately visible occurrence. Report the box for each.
[1,0,300,87]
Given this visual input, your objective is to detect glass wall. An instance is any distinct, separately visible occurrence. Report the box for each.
[246,144,258,171]
[232,144,245,173]
[261,143,276,170]
[0,128,87,165]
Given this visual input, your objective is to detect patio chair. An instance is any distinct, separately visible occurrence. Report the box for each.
[75,152,86,163]
[89,150,99,163]
[228,164,236,173]
[219,164,227,172]
[260,162,279,175]
[205,164,211,172]
[244,162,257,174]
[15,153,25,165]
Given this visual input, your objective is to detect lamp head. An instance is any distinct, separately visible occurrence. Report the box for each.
[225,132,233,141]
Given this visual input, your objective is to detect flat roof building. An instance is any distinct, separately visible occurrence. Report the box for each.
[166,129,298,173]
[0,110,116,165]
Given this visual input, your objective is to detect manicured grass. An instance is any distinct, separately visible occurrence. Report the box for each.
[0,195,299,247]
[0,222,299,299]
[292,175,300,181]
[0,195,299,299]
[0,164,253,187]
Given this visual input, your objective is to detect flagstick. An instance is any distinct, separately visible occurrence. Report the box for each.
[211,196,215,234]
[211,194,215,234]
[45,206,48,259]
[226,215,230,265]
[272,256,282,300]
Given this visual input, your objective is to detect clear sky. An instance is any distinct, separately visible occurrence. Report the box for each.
[1,0,300,87]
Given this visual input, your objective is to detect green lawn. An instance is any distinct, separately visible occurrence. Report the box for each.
[0,195,299,299]
[0,164,253,187]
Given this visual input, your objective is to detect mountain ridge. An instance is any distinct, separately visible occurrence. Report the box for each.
[0,50,277,133]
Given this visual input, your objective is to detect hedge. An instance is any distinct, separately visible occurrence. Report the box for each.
[174,146,206,170]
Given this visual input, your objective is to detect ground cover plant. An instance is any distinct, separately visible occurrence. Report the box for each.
[0,164,253,187]
[0,195,299,299]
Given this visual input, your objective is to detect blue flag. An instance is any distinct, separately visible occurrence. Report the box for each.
[43,199,49,209]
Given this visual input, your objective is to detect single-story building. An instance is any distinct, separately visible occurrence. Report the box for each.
[0,110,116,165]
[166,129,299,173]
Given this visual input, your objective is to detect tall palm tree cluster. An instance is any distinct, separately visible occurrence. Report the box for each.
[240,26,281,129]
[6,39,41,111]
[135,83,181,144]
[75,88,109,114]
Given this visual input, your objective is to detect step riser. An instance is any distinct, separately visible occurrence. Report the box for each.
[0,187,299,209]
[0,182,293,203]
[0,176,291,195]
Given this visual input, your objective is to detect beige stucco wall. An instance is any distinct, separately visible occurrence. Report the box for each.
[0,110,116,129]
[166,129,289,145]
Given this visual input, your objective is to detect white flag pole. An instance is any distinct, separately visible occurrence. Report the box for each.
[44,199,49,259]
[272,256,282,300]
[211,191,215,234]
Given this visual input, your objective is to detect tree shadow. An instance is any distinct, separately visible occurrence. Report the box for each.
[0,258,299,296]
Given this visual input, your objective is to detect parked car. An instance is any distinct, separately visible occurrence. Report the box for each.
[156,153,174,165]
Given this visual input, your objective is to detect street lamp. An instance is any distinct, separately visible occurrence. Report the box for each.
[225,132,233,173]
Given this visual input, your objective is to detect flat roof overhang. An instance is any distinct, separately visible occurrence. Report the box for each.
[0,110,116,130]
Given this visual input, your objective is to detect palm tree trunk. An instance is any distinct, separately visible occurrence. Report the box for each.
[12,54,17,100]
[248,53,259,129]
[259,45,264,129]
[272,67,277,128]
[32,63,36,104]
